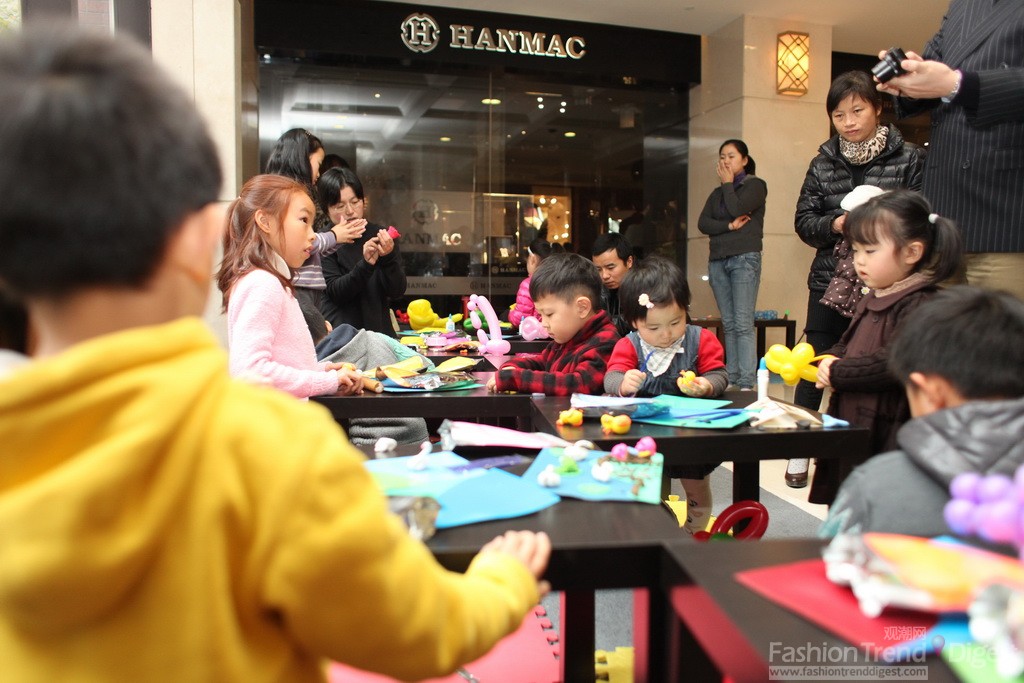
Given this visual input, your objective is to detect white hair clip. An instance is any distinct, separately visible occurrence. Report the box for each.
[928,213,939,224]
[638,293,654,309]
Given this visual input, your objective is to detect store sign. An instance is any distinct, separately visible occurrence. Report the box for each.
[401,13,586,60]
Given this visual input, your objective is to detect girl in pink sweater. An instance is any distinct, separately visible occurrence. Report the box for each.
[509,239,563,328]
[217,175,363,398]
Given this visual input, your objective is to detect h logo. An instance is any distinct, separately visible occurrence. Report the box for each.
[401,13,440,53]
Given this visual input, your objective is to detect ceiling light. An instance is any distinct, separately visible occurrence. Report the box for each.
[564,131,576,138]
[560,101,567,107]
[374,93,381,98]
[481,97,501,105]
[537,97,543,103]
[538,103,544,109]
[439,136,451,142]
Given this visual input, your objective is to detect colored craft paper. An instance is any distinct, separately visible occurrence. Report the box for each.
[522,447,664,505]
[864,533,1024,611]
[435,468,560,528]
[941,642,1004,683]
[381,379,481,393]
[734,559,938,652]
[364,452,478,498]
[365,452,560,528]
[630,395,741,428]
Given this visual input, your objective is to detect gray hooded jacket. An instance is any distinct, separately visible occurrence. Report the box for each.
[820,397,1024,538]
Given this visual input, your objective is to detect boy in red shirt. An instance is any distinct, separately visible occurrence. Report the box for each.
[488,253,619,396]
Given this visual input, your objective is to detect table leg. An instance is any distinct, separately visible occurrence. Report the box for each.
[560,590,596,682]
[732,461,760,502]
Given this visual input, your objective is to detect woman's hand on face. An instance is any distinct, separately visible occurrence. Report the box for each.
[716,159,734,184]
[728,215,751,231]
[331,218,367,244]
[374,228,395,256]
[362,238,380,265]
[832,213,847,234]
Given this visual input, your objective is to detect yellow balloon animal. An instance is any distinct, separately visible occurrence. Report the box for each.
[764,343,834,386]
[406,299,463,331]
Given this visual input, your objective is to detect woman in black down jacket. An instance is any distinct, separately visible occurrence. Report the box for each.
[786,71,925,488]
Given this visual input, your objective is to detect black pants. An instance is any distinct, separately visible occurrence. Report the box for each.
[793,292,850,412]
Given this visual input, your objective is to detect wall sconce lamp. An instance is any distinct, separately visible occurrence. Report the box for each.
[777,32,810,96]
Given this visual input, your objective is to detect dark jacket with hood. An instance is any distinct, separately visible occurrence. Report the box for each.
[795,124,926,294]
[821,397,1024,538]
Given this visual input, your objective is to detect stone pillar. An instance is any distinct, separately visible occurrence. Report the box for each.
[150,0,259,344]
[687,15,832,341]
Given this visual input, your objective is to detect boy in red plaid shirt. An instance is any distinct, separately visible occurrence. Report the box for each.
[487,253,620,396]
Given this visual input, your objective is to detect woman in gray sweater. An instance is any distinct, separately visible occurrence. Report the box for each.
[697,139,768,390]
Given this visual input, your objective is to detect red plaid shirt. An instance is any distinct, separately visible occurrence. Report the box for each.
[495,311,620,396]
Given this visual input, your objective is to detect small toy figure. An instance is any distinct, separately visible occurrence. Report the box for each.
[536,465,561,488]
[563,440,595,461]
[600,413,631,435]
[610,443,630,462]
[467,294,511,355]
[763,342,834,386]
[591,461,614,482]
[407,441,432,471]
[635,437,657,458]
[556,408,584,427]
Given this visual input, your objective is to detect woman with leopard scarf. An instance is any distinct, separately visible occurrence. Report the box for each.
[787,70,926,489]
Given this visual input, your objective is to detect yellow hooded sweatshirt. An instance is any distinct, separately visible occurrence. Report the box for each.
[0,318,538,682]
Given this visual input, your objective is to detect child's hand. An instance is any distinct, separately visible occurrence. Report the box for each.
[335,368,364,395]
[619,369,645,396]
[486,377,497,393]
[815,356,837,389]
[479,530,552,597]
[679,376,713,397]
[331,218,367,244]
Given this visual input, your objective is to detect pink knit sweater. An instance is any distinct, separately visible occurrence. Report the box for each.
[227,267,339,398]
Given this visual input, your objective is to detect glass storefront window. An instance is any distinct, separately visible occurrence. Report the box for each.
[259,57,688,313]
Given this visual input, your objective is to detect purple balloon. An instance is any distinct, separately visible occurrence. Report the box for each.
[978,500,1018,544]
[977,474,1014,503]
[944,499,976,535]
[950,472,983,502]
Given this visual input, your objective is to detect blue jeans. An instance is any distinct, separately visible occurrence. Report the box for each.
[708,252,761,388]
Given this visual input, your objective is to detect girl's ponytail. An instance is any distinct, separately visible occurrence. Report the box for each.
[925,213,964,285]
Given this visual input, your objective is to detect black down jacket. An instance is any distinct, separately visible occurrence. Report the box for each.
[794,124,926,294]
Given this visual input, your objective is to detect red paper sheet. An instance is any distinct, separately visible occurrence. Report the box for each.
[734,558,938,651]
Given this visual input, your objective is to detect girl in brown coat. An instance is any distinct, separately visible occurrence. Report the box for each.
[810,190,963,505]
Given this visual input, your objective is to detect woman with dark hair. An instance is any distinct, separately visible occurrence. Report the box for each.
[786,70,926,488]
[264,129,365,342]
[697,138,767,392]
[264,128,325,186]
[509,239,564,328]
[317,167,406,337]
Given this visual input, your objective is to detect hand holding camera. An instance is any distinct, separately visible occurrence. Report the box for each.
[874,48,962,101]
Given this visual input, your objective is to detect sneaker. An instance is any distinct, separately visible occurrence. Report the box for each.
[785,458,809,488]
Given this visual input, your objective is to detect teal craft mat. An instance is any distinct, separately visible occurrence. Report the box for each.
[523,447,664,505]
[629,395,749,428]
[365,452,559,528]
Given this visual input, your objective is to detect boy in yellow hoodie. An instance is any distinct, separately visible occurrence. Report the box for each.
[0,24,549,683]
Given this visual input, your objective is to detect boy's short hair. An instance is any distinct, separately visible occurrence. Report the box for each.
[529,253,602,308]
[618,255,691,323]
[889,286,1024,399]
[590,232,634,262]
[0,24,221,300]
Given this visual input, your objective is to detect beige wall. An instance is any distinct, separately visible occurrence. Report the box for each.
[688,15,833,340]
[151,0,258,344]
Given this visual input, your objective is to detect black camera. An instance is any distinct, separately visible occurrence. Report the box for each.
[872,47,908,83]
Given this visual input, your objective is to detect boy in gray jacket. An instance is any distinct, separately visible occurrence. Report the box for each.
[820,286,1024,537]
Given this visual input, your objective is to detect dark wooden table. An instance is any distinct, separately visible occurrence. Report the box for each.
[360,443,686,682]
[659,539,958,683]
[692,317,798,359]
[530,390,871,502]
[312,371,533,422]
